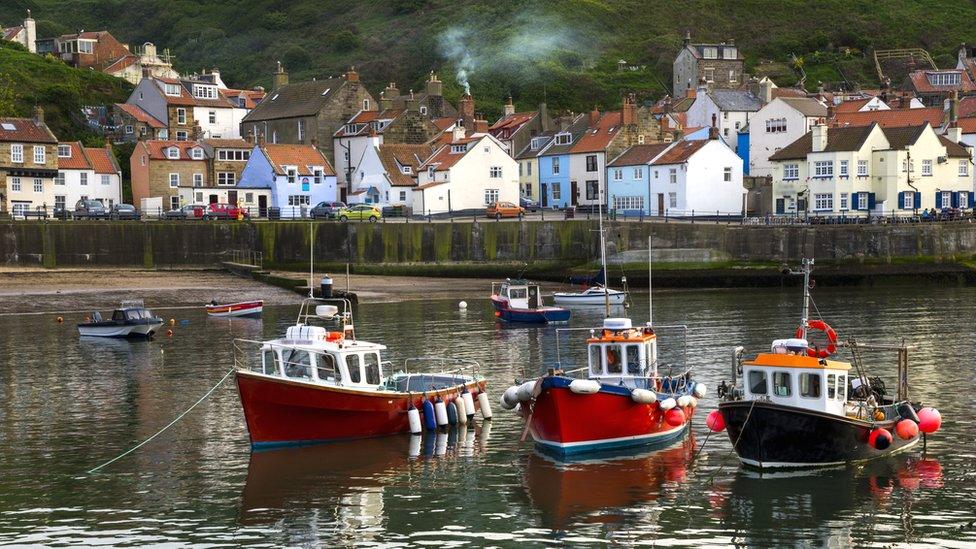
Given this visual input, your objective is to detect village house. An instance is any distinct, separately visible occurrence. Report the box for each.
[376,73,458,120]
[237,143,336,217]
[42,31,130,71]
[535,114,589,209]
[112,103,167,142]
[189,138,254,207]
[672,32,744,98]
[0,108,58,216]
[347,142,433,207]
[903,68,976,108]
[1,10,36,52]
[768,122,973,216]
[686,85,763,153]
[130,140,210,212]
[513,130,555,201]
[54,142,122,212]
[829,106,944,129]
[124,76,242,140]
[488,98,552,161]
[241,64,376,173]
[413,128,518,215]
[748,97,828,177]
[607,135,745,216]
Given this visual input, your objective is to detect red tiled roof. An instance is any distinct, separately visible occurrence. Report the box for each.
[0,117,57,143]
[261,144,335,176]
[202,138,251,149]
[432,117,456,131]
[651,139,709,165]
[2,26,24,41]
[142,140,207,161]
[57,142,90,170]
[334,109,403,137]
[115,103,165,129]
[834,98,872,113]
[377,143,434,186]
[419,136,484,172]
[770,87,808,99]
[104,55,138,74]
[489,112,535,134]
[954,117,976,133]
[906,70,976,93]
[957,96,976,118]
[220,88,265,109]
[830,108,943,128]
[87,147,119,174]
[570,112,622,154]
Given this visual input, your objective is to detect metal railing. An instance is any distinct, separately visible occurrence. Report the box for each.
[229,249,263,269]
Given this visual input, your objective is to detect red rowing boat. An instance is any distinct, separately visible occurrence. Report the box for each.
[206,300,263,318]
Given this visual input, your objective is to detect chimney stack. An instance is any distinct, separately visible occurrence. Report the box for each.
[711,112,717,128]
[273,61,289,91]
[811,123,828,153]
[404,89,418,111]
[760,79,773,103]
[621,93,636,126]
[452,123,466,142]
[24,9,36,53]
[380,82,399,110]
[474,119,488,133]
[683,30,691,46]
[947,124,962,144]
[425,71,444,118]
[959,43,968,67]
[459,93,475,128]
[33,105,44,125]
[345,66,359,82]
[539,102,551,131]
[589,106,600,127]
[950,90,959,123]
[503,96,515,117]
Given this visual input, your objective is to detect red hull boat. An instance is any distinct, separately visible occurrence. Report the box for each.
[207,300,263,318]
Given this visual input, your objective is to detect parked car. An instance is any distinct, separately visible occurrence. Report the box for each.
[73,199,108,220]
[520,197,540,212]
[338,204,382,222]
[110,203,140,220]
[204,203,249,220]
[486,201,525,219]
[310,201,346,219]
[162,204,206,220]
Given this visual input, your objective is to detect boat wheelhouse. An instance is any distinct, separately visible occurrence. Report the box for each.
[235,299,490,449]
[77,300,164,338]
[490,279,570,323]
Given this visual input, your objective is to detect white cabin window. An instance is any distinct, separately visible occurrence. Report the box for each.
[748,370,768,395]
[606,344,625,375]
[316,353,338,382]
[772,371,792,397]
[262,349,278,375]
[826,374,836,399]
[346,354,361,383]
[589,345,603,375]
[836,375,847,401]
[625,344,641,375]
[281,348,312,379]
[364,353,381,385]
[799,373,821,398]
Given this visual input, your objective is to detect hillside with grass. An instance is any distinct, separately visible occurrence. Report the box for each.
[0,40,131,142]
[8,0,976,120]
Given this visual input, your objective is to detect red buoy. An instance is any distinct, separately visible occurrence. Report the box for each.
[868,428,893,450]
[895,419,919,440]
[665,407,685,427]
[917,407,941,434]
[706,410,726,432]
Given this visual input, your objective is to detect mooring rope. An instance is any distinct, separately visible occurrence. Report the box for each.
[87,367,236,474]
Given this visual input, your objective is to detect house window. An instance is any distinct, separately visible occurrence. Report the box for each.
[586,155,598,172]
[634,167,643,179]
[298,120,306,141]
[33,178,43,193]
[287,168,296,184]
[217,172,236,186]
[813,161,833,178]
[79,40,94,54]
[702,47,718,59]
[531,137,548,150]
[586,180,599,200]
[57,145,71,157]
[960,192,970,208]
[287,195,311,206]
[101,175,110,186]
[729,69,738,84]
[164,83,180,96]
[208,111,216,124]
[363,99,370,110]
[857,159,868,176]
[483,188,499,205]
[839,192,848,210]
[271,131,278,144]
[669,168,677,184]
[519,163,523,177]
[637,134,646,145]
[527,163,532,176]
[33,146,45,164]
[723,128,729,137]
[839,160,848,177]
[613,196,644,210]
[169,173,180,187]
[772,372,792,397]
[904,192,915,209]
[191,148,204,160]
[783,164,799,180]
[723,167,732,182]
[176,131,188,141]
[193,173,204,187]
[170,196,180,209]
[313,169,322,184]
[552,157,560,175]
[79,172,88,186]
[399,190,407,201]
[125,125,134,134]
[245,192,253,203]
[814,193,833,211]
[11,144,23,163]
[921,159,933,176]
[10,177,20,191]
[857,193,868,210]
[193,85,217,99]
[420,106,428,116]
[765,118,787,133]
[167,147,180,159]
[427,166,435,178]
[959,160,969,176]
[55,171,65,185]
[489,166,502,178]
[55,195,65,211]
[941,191,952,209]
[668,192,677,208]
[555,133,572,145]
[927,72,961,86]
[552,183,561,200]
[176,108,186,124]
[704,67,715,82]
[612,168,623,181]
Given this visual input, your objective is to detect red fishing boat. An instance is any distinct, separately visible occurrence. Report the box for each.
[234,299,491,449]
[206,300,264,318]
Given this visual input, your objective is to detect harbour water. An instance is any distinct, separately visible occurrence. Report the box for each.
[0,286,974,546]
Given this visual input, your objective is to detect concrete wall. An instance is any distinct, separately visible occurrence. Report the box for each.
[1,220,975,269]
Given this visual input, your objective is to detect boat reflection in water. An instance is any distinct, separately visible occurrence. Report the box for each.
[715,454,944,547]
[522,437,695,530]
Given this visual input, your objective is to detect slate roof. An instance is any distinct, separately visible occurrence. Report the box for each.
[261,144,335,176]
[651,139,709,165]
[201,138,251,149]
[515,131,555,160]
[2,26,24,41]
[243,79,346,122]
[779,97,828,117]
[0,117,57,143]
[607,143,672,167]
[377,143,434,186]
[937,135,971,158]
[769,123,968,161]
[684,43,743,60]
[334,109,404,137]
[537,114,588,157]
[115,103,165,128]
[153,78,234,109]
[708,89,763,112]
[830,108,943,128]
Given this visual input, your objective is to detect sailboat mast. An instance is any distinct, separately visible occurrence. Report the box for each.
[309,222,314,299]
[800,258,813,339]
[599,191,610,317]
[648,235,653,326]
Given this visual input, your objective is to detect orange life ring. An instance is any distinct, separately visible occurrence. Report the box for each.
[795,320,838,358]
[325,331,344,342]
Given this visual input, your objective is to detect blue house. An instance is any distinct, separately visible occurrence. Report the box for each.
[238,144,338,217]
[535,115,587,208]
[605,143,672,216]
[736,128,750,175]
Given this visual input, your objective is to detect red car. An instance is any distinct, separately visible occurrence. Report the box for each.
[203,203,249,220]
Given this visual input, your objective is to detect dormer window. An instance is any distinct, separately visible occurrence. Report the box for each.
[190,147,204,160]
[702,46,718,59]
[286,168,297,183]
[428,166,435,178]
[530,136,548,150]
[927,72,961,86]
[555,132,572,145]
[166,147,180,159]
[57,145,71,158]
[450,144,467,153]
[401,165,412,174]
[163,83,181,96]
[193,85,218,99]
[723,47,737,60]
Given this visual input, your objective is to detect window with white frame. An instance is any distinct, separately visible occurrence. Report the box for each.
[634,167,643,179]
[399,190,407,201]
[11,144,23,163]
[704,67,715,81]
[193,173,203,187]
[33,178,42,193]
[191,148,204,160]
[287,168,296,184]
[55,171,65,185]
[10,177,20,191]
[941,191,952,208]
[33,146,45,164]
[959,160,969,176]
[79,172,88,186]
[288,195,311,206]
[489,166,502,178]
[783,163,799,180]
[612,168,623,181]
[78,40,94,54]
[921,159,932,176]
[814,193,833,211]
[702,47,718,59]
[585,180,599,200]
[555,133,572,145]
[724,167,732,182]
[904,192,915,209]
[57,144,71,157]
[484,188,500,205]
[193,85,217,99]
[552,183,561,200]
[313,169,322,184]
[177,108,186,124]
[176,131,188,141]
[839,192,849,210]
[857,159,868,176]
[363,99,370,110]
[170,196,180,209]
[668,192,677,208]
[927,72,961,86]
[669,167,677,184]
[217,172,236,186]
[163,83,180,96]
[208,111,216,124]
[765,118,787,133]
[839,160,848,177]
[586,155,598,172]
[167,147,180,159]
[613,196,644,210]
[960,192,970,208]
[552,157,560,174]
[101,174,110,186]
[857,192,868,210]
[298,120,306,141]
[813,160,833,178]
[169,173,180,187]
[729,69,738,84]
[55,195,65,210]
[125,125,134,134]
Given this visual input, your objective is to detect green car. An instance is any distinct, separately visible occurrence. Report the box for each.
[338,204,382,222]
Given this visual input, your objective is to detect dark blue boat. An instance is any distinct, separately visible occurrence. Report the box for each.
[490,279,571,323]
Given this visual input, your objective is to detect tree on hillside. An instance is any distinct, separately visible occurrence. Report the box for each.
[0,74,20,117]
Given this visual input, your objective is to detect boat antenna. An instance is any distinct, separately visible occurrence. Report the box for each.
[598,182,610,318]
[309,221,314,298]
[782,258,814,339]
[647,234,653,326]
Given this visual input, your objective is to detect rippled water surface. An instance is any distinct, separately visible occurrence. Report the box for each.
[1,286,974,547]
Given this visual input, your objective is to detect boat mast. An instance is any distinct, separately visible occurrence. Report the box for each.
[309,221,314,299]
[599,187,610,318]
[800,258,813,339]
[648,235,653,326]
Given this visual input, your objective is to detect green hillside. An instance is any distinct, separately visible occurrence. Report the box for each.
[7,0,976,120]
[0,40,131,142]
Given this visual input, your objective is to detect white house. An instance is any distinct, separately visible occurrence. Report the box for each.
[125,76,242,140]
[237,143,336,217]
[749,97,828,177]
[686,87,764,152]
[413,129,518,214]
[768,122,973,216]
[347,142,433,209]
[54,142,122,211]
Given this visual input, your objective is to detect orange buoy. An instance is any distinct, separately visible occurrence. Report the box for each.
[868,428,892,450]
[706,410,726,432]
[917,407,942,434]
[895,419,919,440]
[664,407,685,427]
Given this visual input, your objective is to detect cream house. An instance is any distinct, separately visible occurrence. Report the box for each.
[769,123,973,216]
[749,97,827,177]
[413,129,518,214]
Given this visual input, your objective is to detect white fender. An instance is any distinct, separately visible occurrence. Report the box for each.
[407,407,422,435]
[569,379,601,394]
[661,397,677,411]
[688,396,698,408]
[677,395,692,408]
[478,391,493,419]
[434,400,449,427]
[517,380,537,401]
[694,383,707,398]
[462,391,476,419]
[631,388,657,404]
[500,386,519,410]
[455,398,468,425]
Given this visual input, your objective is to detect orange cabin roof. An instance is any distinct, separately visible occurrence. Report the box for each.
[587,328,657,344]
[744,353,851,370]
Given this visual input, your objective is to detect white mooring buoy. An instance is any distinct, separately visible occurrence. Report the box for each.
[458,301,468,310]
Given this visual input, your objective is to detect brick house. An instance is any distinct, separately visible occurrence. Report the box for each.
[112,103,167,143]
[124,76,242,140]
[241,64,376,167]
[673,32,744,98]
[54,142,122,211]
[130,140,209,212]
[47,31,130,71]
[0,108,58,216]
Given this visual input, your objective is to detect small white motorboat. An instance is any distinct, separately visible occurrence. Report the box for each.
[206,300,264,318]
[552,285,627,306]
[78,301,165,338]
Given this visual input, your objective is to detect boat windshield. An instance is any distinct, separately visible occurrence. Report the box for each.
[364,352,381,385]
[282,348,312,380]
[316,352,338,382]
